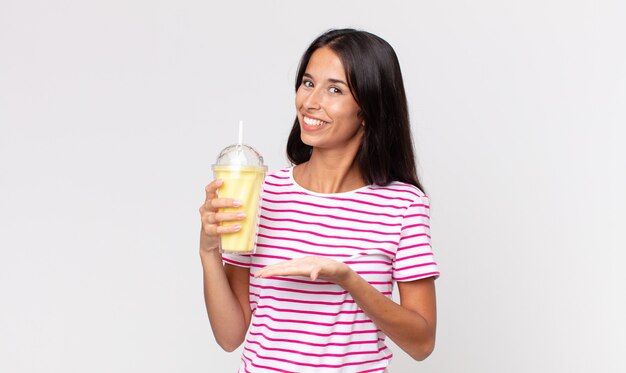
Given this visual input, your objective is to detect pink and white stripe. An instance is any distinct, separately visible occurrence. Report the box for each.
[222,167,439,372]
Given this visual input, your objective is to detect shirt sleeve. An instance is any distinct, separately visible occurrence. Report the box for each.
[221,253,252,268]
[392,195,440,282]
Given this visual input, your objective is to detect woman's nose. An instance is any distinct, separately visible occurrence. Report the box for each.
[303,88,322,110]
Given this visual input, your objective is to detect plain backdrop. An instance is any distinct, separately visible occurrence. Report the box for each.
[1,0,625,372]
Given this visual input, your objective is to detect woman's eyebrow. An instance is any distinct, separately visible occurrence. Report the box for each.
[303,73,348,86]
[328,78,348,86]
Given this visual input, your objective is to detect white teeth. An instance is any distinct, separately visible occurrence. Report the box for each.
[303,116,327,126]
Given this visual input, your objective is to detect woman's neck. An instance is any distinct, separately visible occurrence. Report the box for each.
[294,149,365,194]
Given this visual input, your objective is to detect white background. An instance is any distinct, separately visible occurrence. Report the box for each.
[1,0,625,372]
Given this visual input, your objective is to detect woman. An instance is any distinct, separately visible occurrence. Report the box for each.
[199,29,439,372]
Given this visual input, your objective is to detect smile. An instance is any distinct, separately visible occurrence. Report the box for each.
[303,116,328,127]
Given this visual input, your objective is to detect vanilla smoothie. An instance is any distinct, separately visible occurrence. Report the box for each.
[213,164,265,254]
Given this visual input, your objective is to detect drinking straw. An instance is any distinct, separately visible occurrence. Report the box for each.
[238,120,243,146]
[234,120,244,164]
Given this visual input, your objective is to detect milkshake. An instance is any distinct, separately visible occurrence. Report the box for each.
[212,144,267,254]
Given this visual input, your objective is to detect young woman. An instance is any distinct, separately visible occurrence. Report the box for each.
[199,29,439,373]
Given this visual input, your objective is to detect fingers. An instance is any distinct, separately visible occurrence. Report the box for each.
[215,211,246,222]
[254,259,313,279]
[256,265,317,280]
[310,268,320,281]
[253,263,279,278]
[199,221,241,253]
[200,209,244,236]
[200,179,246,242]
[201,221,242,236]
[253,256,345,283]
[210,198,242,210]
[201,210,246,226]
[204,179,223,204]
[199,179,245,253]
[203,179,242,212]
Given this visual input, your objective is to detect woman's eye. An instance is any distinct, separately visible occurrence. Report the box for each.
[302,80,313,88]
[329,87,342,94]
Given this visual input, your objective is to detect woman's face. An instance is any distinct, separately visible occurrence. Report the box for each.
[295,47,363,152]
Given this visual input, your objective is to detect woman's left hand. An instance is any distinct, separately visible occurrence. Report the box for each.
[254,256,352,284]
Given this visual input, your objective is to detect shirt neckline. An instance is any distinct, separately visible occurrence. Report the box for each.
[288,166,372,197]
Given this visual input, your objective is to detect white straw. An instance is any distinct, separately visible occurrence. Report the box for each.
[238,120,243,145]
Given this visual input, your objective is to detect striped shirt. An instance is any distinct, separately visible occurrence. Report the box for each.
[222,167,439,373]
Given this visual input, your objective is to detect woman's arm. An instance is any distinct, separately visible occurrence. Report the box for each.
[340,269,436,360]
[200,251,252,351]
[199,180,252,352]
[254,256,437,360]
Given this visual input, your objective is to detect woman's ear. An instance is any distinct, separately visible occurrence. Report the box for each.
[357,109,365,126]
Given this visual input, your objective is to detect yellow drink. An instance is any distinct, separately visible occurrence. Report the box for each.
[213,165,265,254]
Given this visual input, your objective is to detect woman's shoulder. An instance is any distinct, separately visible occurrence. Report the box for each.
[263,167,292,183]
[368,181,427,200]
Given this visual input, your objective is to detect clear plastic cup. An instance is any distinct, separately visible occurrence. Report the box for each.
[212,144,267,254]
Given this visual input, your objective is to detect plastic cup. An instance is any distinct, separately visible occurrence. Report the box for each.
[212,144,267,254]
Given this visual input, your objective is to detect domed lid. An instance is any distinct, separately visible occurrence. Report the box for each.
[214,144,265,167]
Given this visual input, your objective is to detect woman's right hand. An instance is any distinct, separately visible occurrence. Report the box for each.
[199,179,245,255]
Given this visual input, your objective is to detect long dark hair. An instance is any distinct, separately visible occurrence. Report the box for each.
[286,28,424,191]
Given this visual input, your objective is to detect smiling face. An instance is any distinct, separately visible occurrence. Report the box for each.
[295,47,364,153]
